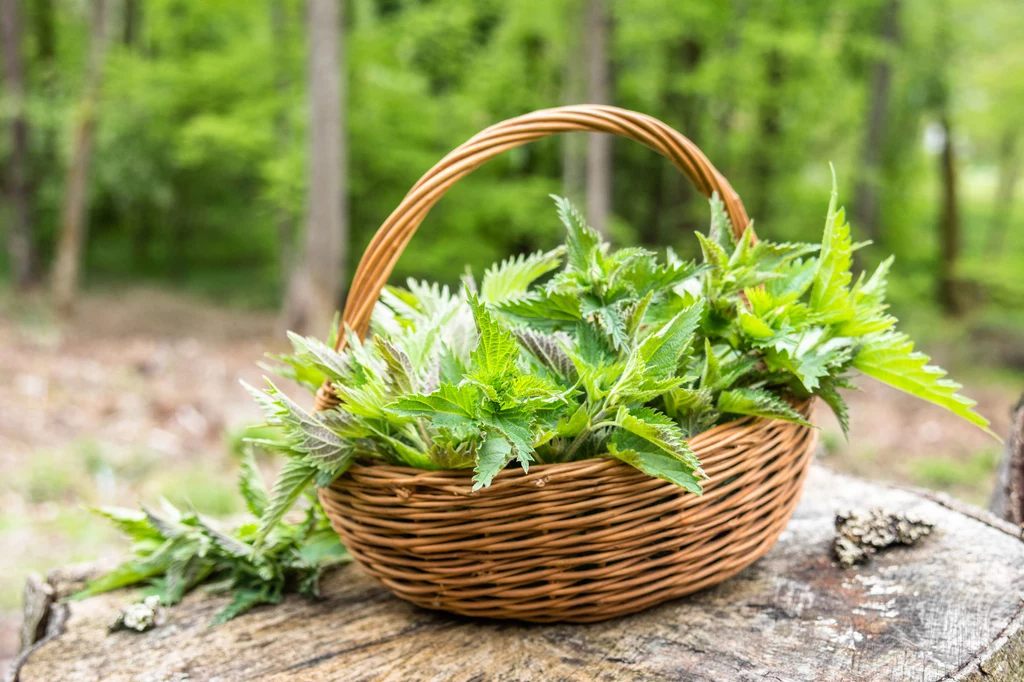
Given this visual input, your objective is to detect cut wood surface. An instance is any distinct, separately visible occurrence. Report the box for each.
[10,466,1024,682]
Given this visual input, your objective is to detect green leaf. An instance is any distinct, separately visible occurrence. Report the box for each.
[707,192,735,247]
[238,448,269,518]
[466,291,520,385]
[472,432,513,490]
[285,332,350,382]
[552,195,602,273]
[817,377,852,439]
[737,309,775,339]
[514,328,576,379]
[480,247,564,304]
[389,382,478,425]
[242,380,356,469]
[615,406,704,477]
[638,300,704,379]
[374,336,416,394]
[211,587,279,626]
[852,332,995,437]
[72,540,177,600]
[256,458,317,543]
[480,410,535,465]
[717,388,812,426]
[809,170,854,323]
[700,339,721,389]
[496,292,582,325]
[608,429,703,495]
[92,506,162,541]
[555,403,589,438]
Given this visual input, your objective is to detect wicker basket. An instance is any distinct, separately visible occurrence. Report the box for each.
[315,105,818,623]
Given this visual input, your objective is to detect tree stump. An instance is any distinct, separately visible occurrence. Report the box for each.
[9,466,1024,682]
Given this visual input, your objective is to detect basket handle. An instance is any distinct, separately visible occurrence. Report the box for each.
[341,105,750,344]
[314,105,750,410]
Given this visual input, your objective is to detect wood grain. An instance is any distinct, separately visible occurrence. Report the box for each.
[11,466,1024,682]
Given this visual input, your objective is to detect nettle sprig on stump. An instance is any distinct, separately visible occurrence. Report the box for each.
[83,175,993,620]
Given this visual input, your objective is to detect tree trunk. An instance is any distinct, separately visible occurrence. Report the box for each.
[51,0,108,313]
[585,0,611,235]
[853,0,900,247]
[270,0,296,273]
[1,0,40,290]
[987,127,1018,256]
[122,0,138,47]
[282,0,347,336]
[936,114,961,316]
[990,396,1024,525]
[751,50,784,223]
[561,0,586,207]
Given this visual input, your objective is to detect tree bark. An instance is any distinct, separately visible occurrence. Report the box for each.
[121,0,138,47]
[282,0,347,336]
[751,50,784,223]
[270,0,296,273]
[51,0,108,313]
[585,0,611,235]
[990,396,1024,525]
[561,0,586,207]
[1,0,40,290]
[987,127,1018,256]
[936,114,961,316]
[853,0,900,248]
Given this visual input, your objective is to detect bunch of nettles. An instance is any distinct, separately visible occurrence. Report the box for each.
[84,181,991,620]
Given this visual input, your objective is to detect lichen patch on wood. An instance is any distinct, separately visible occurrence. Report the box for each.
[833,507,934,568]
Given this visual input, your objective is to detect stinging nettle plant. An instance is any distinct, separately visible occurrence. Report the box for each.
[82,175,993,620]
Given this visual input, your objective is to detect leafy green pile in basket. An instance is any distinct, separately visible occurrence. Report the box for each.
[81,178,992,620]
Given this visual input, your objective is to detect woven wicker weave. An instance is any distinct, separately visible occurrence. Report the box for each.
[315,105,818,623]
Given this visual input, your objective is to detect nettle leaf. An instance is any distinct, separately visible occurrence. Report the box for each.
[374,336,416,394]
[707,192,735,248]
[717,388,812,426]
[852,332,995,436]
[552,194,602,273]
[481,410,535,465]
[817,376,852,439]
[472,431,514,490]
[766,257,817,304]
[286,332,350,382]
[737,309,775,340]
[238,448,269,518]
[555,403,589,438]
[256,458,317,543]
[809,173,854,323]
[608,429,703,494]
[480,247,564,304]
[389,382,478,426]
[242,380,354,470]
[92,506,163,541]
[701,339,721,388]
[638,300,704,379]
[496,291,582,326]
[615,406,704,477]
[514,328,576,380]
[467,292,520,385]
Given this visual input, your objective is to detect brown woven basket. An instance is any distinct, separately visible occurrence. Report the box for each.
[315,105,818,623]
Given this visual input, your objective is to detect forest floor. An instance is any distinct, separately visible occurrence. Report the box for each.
[1,288,1019,667]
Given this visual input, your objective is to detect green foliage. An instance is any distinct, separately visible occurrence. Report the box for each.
[88,187,993,623]
[243,189,990,523]
[77,449,351,624]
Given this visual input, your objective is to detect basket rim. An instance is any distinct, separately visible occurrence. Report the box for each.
[332,400,813,484]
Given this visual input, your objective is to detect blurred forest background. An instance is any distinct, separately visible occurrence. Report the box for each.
[1,0,1023,665]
